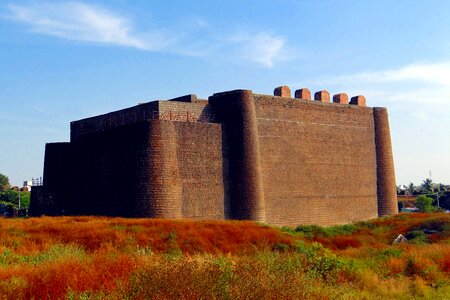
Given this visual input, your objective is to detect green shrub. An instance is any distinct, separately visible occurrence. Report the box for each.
[295,223,357,238]
[279,226,296,235]
[323,224,357,236]
[273,242,290,252]
[295,225,324,238]
[406,230,428,244]
[379,248,402,258]
[356,221,376,229]
[415,195,435,213]
[295,241,351,281]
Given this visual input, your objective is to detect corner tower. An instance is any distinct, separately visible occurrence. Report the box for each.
[209,90,266,222]
[373,107,398,216]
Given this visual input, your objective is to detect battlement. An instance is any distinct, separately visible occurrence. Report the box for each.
[34,86,398,226]
[273,85,367,107]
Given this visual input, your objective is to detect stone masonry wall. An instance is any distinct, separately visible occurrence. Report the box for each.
[41,142,72,215]
[65,119,226,219]
[254,94,379,226]
[70,102,159,142]
[145,120,225,220]
[173,121,226,220]
[68,122,153,216]
[71,96,216,142]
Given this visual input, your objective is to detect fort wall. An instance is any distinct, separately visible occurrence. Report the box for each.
[70,102,158,142]
[253,94,378,226]
[34,87,398,226]
[68,122,153,216]
[41,143,72,215]
[71,95,215,142]
[172,121,226,220]
[145,120,226,219]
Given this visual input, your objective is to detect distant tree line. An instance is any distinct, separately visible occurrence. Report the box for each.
[0,173,30,216]
[397,179,449,196]
[397,178,449,212]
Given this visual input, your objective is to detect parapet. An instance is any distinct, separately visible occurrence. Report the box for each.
[273,85,368,107]
[168,94,208,103]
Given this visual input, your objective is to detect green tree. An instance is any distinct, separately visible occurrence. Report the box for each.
[436,183,446,193]
[407,183,415,195]
[0,190,30,209]
[415,195,435,212]
[421,178,434,194]
[0,173,10,191]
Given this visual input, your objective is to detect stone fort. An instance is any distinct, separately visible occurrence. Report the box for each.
[31,86,398,226]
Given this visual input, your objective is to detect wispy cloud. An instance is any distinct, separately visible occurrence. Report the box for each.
[229,32,289,68]
[327,61,450,87]
[5,1,293,67]
[305,61,450,112]
[6,2,170,50]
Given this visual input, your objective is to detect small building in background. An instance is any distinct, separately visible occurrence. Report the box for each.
[22,177,43,192]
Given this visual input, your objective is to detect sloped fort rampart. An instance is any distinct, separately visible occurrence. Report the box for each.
[31,87,398,226]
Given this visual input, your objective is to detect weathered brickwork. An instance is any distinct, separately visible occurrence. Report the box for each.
[254,95,378,226]
[173,122,226,219]
[210,90,266,222]
[32,87,398,226]
[70,95,215,142]
[295,88,311,100]
[373,108,397,216]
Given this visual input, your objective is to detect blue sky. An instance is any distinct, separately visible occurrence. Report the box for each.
[1,0,449,186]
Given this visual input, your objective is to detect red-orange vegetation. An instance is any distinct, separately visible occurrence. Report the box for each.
[330,236,362,250]
[438,249,450,273]
[0,253,135,299]
[385,257,406,275]
[0,216,295,255]
[0,217,296,299]
[0,213,449,299]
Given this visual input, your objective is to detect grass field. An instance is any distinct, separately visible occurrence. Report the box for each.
[0,213,449,299]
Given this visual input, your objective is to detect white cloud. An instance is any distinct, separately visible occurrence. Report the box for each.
[230,32,289,68]
[7,2,170,50]
[330,61,450,86]
[6,2,293,67]
[305,61,450,110]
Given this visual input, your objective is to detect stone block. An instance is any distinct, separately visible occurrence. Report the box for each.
[314,90,330,102]
[294,88,311,100]
[350,95,366,107]
[274,86,291,98]
[332,93,349,104]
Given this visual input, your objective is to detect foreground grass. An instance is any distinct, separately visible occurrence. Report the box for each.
[0,213,449,299]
